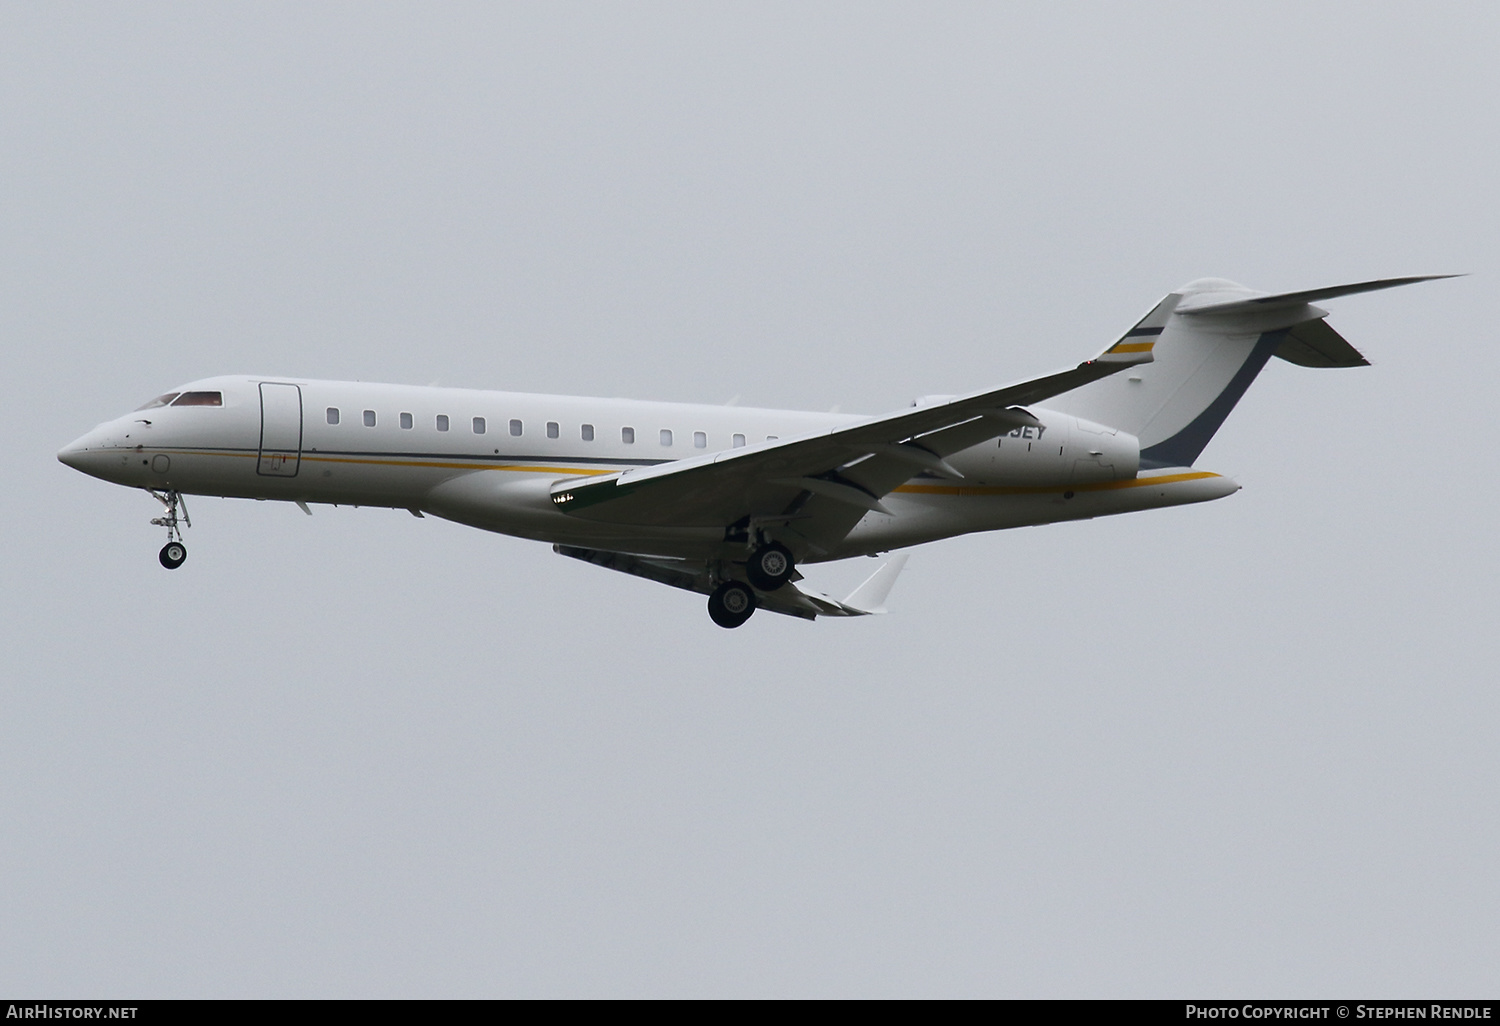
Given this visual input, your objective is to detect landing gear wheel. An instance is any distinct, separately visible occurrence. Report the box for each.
[707,581,756,629]
[149,491,191,570]
[745,542,794,591]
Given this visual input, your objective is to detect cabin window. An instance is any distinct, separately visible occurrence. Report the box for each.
[732,433,746,447]
[660,429,673,446]
[326,408,340,425]
[766,435,778,441]
[621,426,635,444]
[135,393,179,411]
[693,431,707,448]
[363,410,376,427]
[581,423,594,441]
[509,419,523,437]
[546,421,559,439]
[436,415,449,431]
[473,417,486,434]
[399,412,413,429]
[172,391,223,407]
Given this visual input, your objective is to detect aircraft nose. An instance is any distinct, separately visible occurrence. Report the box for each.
[57,436,91,469]
[57,426,119,478]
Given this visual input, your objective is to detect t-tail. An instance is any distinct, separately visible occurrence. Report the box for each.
[1044,275,1457,468]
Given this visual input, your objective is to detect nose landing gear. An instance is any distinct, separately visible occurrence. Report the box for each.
[159,541,187,569]
[149,489,190,570]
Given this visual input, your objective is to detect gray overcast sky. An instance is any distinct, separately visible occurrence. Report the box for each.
[3,2,1497,997]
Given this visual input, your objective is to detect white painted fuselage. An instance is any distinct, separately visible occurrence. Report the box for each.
[58,375,1234,564]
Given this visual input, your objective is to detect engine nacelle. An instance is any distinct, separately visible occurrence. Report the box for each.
[946,411,1140,486]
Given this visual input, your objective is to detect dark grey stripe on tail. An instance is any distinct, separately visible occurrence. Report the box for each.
[1138,330,1285,469]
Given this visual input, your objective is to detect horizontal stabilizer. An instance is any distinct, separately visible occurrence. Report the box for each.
[1045,273,1456,467]
[1275,318,1369,368]
[1177,275,1459,316]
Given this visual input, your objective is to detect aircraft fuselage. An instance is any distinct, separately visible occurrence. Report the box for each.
[59,375,1234,563]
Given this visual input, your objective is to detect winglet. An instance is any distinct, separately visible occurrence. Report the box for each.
[1094,294,1179,365]
[841,552,910,614]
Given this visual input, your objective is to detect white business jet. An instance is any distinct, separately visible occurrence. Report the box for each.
[58,276,1447,627]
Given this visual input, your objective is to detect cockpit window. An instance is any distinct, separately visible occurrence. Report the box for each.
[134,393,180,411]
[171,391,223,407]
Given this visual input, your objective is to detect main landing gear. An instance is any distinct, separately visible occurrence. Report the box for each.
[706,538,797,628]
[745,542,794,591]
[708,581,756,629]
[705,542,798,628]
[149,489,190,570]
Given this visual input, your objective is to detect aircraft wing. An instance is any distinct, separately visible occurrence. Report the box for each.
[555,545,909,619]
[550,313,1164,554]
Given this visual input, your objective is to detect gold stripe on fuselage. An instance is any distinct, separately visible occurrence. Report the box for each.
[154,448,1219,496]
[157,448,623,476]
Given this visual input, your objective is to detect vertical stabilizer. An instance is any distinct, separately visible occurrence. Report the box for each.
[1040,276,1452,467]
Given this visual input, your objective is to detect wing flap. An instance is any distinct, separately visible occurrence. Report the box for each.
[553,544,707,593]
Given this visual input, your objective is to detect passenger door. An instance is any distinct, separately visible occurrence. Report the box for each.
[257,382,302,477]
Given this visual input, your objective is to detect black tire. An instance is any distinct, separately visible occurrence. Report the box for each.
[745,542,794,591]
[707,581,756,628]
[159,542,187,570]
